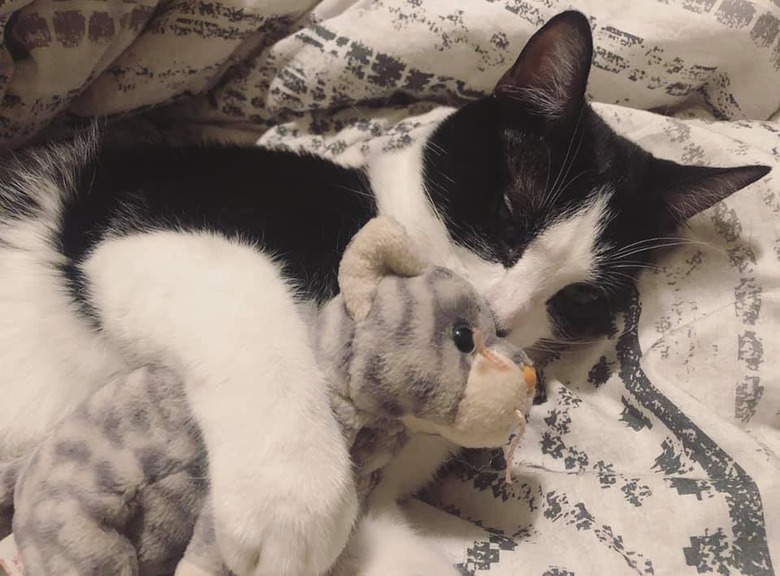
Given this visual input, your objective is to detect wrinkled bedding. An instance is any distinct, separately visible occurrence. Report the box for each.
[1,0,779,574]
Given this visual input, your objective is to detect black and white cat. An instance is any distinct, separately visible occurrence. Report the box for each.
[0,11,768,576]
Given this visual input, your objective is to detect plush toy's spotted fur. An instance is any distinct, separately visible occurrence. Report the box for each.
[11,367,204,575]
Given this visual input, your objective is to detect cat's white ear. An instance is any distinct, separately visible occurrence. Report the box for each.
[338,216,427,322]
[494,10,592,123]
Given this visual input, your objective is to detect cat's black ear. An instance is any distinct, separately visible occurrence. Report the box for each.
[650,158,770,227]
[494,10,593,123]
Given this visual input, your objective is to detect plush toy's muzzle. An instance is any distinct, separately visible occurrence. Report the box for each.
[402,341,535,449]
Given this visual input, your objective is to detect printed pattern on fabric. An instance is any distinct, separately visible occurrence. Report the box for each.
[0,0,778,147]
[0,1,777,575]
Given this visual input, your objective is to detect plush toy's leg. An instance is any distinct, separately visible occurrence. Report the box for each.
[10,391,142,576]
[12,366,203,575]
[133,470,206,574]
[14,509,139,576]
[83,231,358,576]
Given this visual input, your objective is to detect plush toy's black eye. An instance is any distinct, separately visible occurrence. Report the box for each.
[452,325,475,353]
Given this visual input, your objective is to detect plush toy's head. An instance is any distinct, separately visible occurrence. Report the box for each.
[316,217,535,451]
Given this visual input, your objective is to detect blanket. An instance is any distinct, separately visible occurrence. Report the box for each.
[1,1,779,575]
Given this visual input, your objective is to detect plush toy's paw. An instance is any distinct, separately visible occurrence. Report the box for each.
[210,446,358,576]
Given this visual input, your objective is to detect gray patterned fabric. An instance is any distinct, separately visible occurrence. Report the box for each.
[0,1,777,575]
[5,258,531,575]
[1,0,778,149]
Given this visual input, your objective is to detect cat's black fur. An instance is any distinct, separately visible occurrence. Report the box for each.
[61,147,374,305]
[52,11,769,348]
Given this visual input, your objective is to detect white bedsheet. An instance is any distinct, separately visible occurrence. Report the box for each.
[3,0,778,573]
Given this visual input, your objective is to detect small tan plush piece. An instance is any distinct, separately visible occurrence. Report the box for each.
[338,215,427,321]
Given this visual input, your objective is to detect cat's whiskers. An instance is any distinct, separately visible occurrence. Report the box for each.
[610,239,709,260]
[551,130,586,208]
[541,106,586,212]
[609,236,705,259]
[542,142,582,213]
[425,173,453,202]
[425,140,446,159]
[421,145,459,203]
[614,259,664,269]
[613,243,696,260]
[543,122,579,210]
[542,145,552,207]
[601,270,639,287]
[334,183,374,201]
[610,263,662,273]
[553,168,589,205]
[437,169,457,187]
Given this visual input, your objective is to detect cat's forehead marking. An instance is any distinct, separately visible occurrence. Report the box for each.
[486,190,613,334]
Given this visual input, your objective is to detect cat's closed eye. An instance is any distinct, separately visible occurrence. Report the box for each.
[546,282,612,339]
[556,282,602,306]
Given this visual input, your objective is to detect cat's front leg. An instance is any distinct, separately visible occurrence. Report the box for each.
[84,230,358,576]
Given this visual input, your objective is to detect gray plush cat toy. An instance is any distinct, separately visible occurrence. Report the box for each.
[0,216,536,576]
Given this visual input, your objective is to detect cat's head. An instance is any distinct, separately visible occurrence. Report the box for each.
[418,10,770,348]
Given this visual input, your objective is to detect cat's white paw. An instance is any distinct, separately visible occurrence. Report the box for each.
[211,474,357,576]
[209,439,358,576]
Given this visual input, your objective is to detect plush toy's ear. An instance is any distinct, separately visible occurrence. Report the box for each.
[339,216,427,322]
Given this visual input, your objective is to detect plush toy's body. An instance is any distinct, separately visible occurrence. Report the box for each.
[9,366,206,575]
[0,217,535,575]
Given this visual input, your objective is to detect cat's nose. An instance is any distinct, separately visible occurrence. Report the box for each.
[489,300,524,338]
[490,304,530,340]
[487,289,532,332]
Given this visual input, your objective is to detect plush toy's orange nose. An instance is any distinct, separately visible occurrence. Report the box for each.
[523,365,537,394]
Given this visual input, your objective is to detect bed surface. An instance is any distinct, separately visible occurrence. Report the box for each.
[1,0,778,574]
